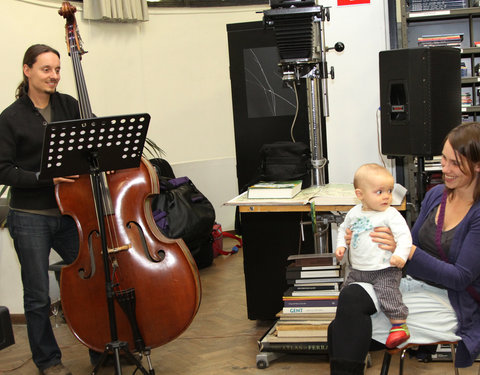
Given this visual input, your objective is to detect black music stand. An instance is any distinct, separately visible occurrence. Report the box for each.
[40,113,154,375]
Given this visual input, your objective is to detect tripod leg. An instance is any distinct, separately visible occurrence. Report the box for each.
[112,345,123,375]
[144,347,155,375]
[91,350,109,375]
[120,347,153,375]
[91,342,126,375]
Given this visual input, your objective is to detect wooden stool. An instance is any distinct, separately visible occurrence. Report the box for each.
[379,341,459,375]
[48,260,66,284]
[48,261,67,323]
[0,306,15,350]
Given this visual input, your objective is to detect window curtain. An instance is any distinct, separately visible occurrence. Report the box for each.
[83,0,149,22]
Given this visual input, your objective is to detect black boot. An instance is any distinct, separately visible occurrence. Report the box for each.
[330,357,365,375]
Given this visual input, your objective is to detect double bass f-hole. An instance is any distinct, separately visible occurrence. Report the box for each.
[55,1,201,366]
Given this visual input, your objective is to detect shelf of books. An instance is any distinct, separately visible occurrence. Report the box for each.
[256,252,343,368]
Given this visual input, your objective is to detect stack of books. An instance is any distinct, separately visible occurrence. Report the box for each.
[258,321,330,353]
[417,33,464,48]
[258,253,343,353]
[282,253,342,324]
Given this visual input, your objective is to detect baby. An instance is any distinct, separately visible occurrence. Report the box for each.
[335,163,412,348]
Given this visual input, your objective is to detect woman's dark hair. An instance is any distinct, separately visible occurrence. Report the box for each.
[15,44,60,99]
[445,121,480,202]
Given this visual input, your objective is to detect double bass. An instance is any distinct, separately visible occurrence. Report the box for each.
[56,1,201,357]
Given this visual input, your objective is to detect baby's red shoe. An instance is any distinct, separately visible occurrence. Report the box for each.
[385,323,410,348]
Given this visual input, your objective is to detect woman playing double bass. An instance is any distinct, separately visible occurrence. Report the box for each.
[0,44,80,375]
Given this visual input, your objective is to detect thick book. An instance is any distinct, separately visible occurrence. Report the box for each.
[286,268,341,279]
[283,306,337,314]
[276,330,328,338]
[283,298,338,308]
[283,283,340,297]
[285,287,340,297]
[277,318,334,325]
[287,253,338,267]
[292,283,340,292]
[276,322,330,329]
[290,289,340,297]
[258,324,329,353]
[289,277,345,285]
[287,263,340,272]
[247,180,302,199]
[259,340,329,353]
[276,311,336,321]
[276,323,329,338]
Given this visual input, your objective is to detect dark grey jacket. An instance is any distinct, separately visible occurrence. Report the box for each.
[0,92,80,209]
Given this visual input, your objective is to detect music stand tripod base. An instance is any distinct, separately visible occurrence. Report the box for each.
[92,342,154,375]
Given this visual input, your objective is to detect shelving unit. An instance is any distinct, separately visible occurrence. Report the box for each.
[392,1,480,214]
[461,47,480,120]
[399,1,480,120]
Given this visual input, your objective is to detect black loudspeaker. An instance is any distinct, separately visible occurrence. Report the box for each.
[379,47,461,157]
[0,306,14,350]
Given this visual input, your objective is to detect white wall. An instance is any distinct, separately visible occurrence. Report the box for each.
[0,0,390,313]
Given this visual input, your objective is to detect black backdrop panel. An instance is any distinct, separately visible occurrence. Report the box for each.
[227,21,328,191]
[227,21,323,320]
[379,47,461,157]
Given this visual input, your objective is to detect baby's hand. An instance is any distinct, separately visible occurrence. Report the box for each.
[335,247,346,262]
[390,254,406,268]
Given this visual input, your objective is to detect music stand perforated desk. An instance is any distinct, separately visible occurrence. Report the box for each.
[39,113,150,179]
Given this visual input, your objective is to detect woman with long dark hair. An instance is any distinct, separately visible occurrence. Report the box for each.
[329,122,480,374]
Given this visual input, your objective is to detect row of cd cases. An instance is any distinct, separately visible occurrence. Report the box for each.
[408,0,475,12]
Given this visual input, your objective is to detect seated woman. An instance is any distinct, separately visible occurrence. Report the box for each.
[328,122,480,375]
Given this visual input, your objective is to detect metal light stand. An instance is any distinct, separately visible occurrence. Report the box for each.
[264,1,344,253]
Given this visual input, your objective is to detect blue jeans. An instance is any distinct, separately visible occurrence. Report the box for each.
[7,210,79,371]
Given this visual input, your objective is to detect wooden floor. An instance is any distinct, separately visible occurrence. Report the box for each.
[1,237,479,375]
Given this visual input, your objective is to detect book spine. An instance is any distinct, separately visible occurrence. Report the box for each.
[285,286,340,295]
[287,265,340,271]
[276,331,328,338]
[288,255,338,267]
[276,323,330,330]
[293,259,337,267]
[290,291,340,297]
[283,299,338,308]
[288,277,344,284]
[283,306,337,314]
[259,341,329,353]
[293,284,339,291]
[286,270,340,279]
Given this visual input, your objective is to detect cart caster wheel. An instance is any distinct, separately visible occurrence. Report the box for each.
[257,360,267,369]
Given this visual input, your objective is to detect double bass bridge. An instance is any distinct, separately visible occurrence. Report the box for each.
[107,244,131,254]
